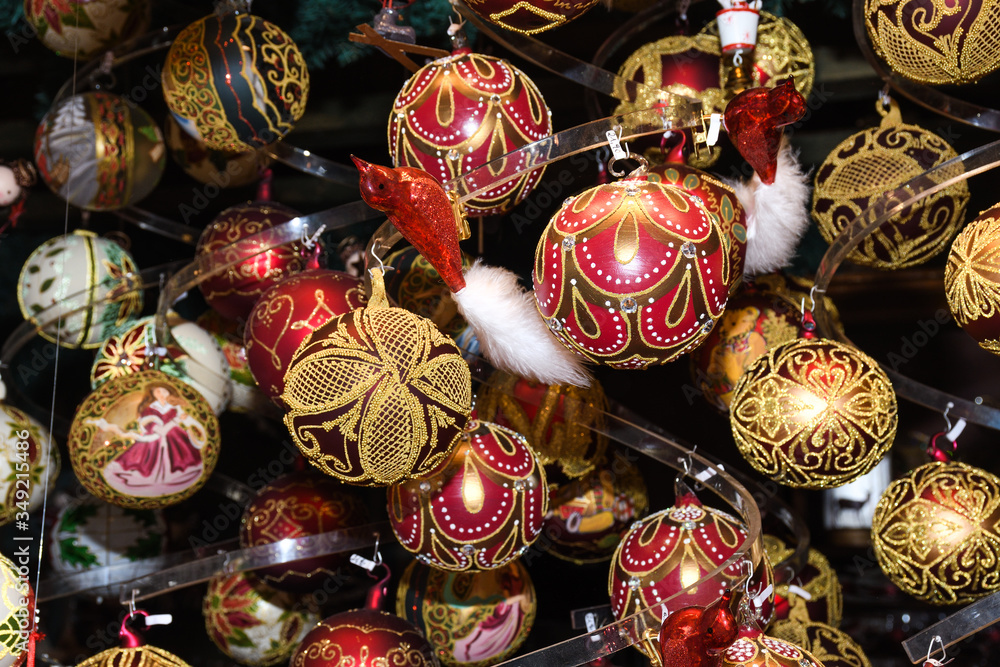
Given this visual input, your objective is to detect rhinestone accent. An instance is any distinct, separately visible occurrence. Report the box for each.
[681,241,697,258]
[620,297,638,313]
[548,318,563,332]
[562,236,576,250]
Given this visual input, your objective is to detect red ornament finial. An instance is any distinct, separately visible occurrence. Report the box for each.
[352,156,467,292]
[723,80,806,185]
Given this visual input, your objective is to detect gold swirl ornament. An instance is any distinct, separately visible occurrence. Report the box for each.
[945,204,1000,354]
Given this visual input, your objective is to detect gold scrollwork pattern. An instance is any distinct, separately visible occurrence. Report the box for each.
[76,646,193,667]
[872,460,1000,605]
[770,621,873,667]
[812,98,968,270]
[291,610,436,667]
[945,208,1000,355]
[865,0,1000,85]
[763,535,843,627]
[730,338,898,489]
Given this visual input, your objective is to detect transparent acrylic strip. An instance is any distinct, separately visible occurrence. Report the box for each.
[851,0,1000,133]
[812,138,1000,432]
[266,142,363,187]
[113,206,201,246]
[901,591,1000,663]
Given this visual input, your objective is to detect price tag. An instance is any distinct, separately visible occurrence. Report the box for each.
[605,129,627,161]
[145,614,173,626]
[350,553,377,571]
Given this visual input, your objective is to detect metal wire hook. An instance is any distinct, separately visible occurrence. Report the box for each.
[369,244,387,278]
[925,635,953,666]
[372,533,383,567]
[943,402,955,433]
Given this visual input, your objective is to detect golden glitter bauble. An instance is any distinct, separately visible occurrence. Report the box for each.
[730,338,898,489]
[872,460,1000,605]
[945,204,1000,354]
[475,370,607,479]
[700,11,815,100]
[76,645,191,667]
[770,621,872,667]
[812,98,969,270]
[763,535,842,627]
[721,628,824,667]
[864,0,1000,85]
[282,270,472,486]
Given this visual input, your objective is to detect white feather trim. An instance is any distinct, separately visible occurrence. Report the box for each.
[452,261,592,388]
[735,139,812,276]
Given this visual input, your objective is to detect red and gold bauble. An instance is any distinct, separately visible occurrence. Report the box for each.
[812,98,968,270]
[0,403,59,527]
[388,50,552,217]
[203,570,320,666]
[475,370,607,479]
[459,0,600,34]
[763,535,842,627]
[196,201,317,322]
[609,490,774,630]
[386,246,471,337]
[240,471,369,593]
[245,269,365,403]
[543,453,649,564]
[647,162,747,288]
[721,626,823,667]
[864,0,1000,85]
[67,370,220,509]
[389,420,547,571]
[281,272,472,486]
[291,608,436,667]
[945,205,1000,355]
[396,559,537,667]
[730,338,898,490]
[533,176,731,369]
[770,621,873,667]
[872,460,1000,605]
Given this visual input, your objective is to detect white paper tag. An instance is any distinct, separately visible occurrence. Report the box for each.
[694,463,723,483]
[706,114,723,147]
[585,612,598,633]
[946,418,967,443]
[754,583,774,607]
[145,614,172,626]
[350,553,377,571]
[605,129,627,161]
[787,585,813,601]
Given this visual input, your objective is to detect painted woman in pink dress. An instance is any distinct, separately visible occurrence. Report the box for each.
[90,382,207,498]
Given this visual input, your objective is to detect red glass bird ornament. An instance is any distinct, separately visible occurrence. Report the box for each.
[723,80,806,185]
[658,590,739,667]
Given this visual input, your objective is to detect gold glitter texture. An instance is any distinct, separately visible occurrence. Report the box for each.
[945,205,1000,355]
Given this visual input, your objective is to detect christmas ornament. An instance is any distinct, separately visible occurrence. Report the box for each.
[0,553,29,667]
[245,269,365,404]
[197,201,317,322]
[388,419,547,571]
[163,12,309,152]
[51,495,166,574]
[281,269,471,486]
[730,338,898,489]
[689,275,809,413]
[91,314,232,415]
[609,486,774,632]
[386,246,471,337]
[543,453,649,564]
[812,97,968,270]
[164,115,271,189]
[770,621,872,667]
[864,0,1000,85]
[17,229,142,349]
[203,570,320,666]
[720,624,824,667]
[34,92,165,211]
[388,50,552,217]
[196,311,267,415]
[23,0,150,60]
[0,403,58,527]
[68,370,220,509]
[459,0,601,34]
[533,174,731,369]
[76,644,191,667]
[475,370,608,479]
[291,608,436,667]
[0,159,37,229]
[396,559,537,667]
[763,535,842,627]
[657,590,738,667]
[648,161,747,288]
[945,205,1000,354]
[700,11,815,99]
[872,460,1000,605]
[240,471,369,592]
[353,157,588,387]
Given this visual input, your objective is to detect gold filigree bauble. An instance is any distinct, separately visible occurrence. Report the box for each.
[871,460,1000,605]
[945,205,1000,354]
[721,628,824,667]
[459,0,601,34]
[475,370,607,479]
[281,270,472,486]
[864,0,1000,85]
[700,11,815,99]
[76,645,191,667]
[763,535,842,627]
[730,338,898,489]
[812,98,969,269]
[770,621,872,667]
